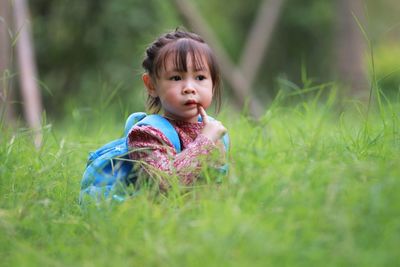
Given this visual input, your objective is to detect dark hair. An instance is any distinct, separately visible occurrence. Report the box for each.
[142,30,222,114]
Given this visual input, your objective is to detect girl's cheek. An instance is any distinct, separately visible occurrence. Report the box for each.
[201,98,213,109]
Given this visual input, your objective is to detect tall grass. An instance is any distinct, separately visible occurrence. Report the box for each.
[1,88,399,267]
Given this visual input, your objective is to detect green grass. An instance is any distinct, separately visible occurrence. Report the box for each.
[1,92,400,267]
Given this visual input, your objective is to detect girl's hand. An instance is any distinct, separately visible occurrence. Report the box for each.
[199,105,227,143]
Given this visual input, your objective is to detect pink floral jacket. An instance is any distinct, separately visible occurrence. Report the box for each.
[128,118,222,190]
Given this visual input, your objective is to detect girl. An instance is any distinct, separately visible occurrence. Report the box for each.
[128,29,228,190]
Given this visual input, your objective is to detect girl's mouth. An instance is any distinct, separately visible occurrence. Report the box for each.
[185,100,197,106]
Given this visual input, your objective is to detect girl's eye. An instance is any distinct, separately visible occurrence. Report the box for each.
[169,76,181,81]
[196,75,206,81]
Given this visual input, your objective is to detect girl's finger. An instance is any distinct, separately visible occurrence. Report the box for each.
[198,105,208,124]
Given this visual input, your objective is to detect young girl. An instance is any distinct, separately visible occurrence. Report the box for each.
[128,29,228,190]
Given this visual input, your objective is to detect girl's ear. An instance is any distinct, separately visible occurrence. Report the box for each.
[142,73,158,97]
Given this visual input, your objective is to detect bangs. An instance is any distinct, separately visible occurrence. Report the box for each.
[154,39,212,77]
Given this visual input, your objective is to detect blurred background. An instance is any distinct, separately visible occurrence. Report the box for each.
[1,0,400,127]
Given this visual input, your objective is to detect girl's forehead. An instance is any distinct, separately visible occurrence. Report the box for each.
[163,52,210,71]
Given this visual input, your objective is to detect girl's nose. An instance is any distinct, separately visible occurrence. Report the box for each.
[183,82,196,94]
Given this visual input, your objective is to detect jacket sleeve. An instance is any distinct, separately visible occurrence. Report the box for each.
[127,125,217,189]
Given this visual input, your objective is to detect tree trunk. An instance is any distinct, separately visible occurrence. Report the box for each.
[0,0,15,124]
[13,0,43,147]
[335,0,368,97]
[239,0,285,85]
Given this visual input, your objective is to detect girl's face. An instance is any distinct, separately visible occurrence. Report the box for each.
[143,54,213,123]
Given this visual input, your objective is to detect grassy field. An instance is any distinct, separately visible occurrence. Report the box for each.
[1,91,399,267]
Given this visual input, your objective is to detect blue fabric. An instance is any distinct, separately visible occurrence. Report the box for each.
[124,112,147,136]
[79,113,180,203]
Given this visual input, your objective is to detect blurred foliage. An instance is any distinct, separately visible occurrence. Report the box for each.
[373,44,400,97]
[260,0,334,98]
[27,0,400,117]
[365,0,400,98]
[31,0,181,117]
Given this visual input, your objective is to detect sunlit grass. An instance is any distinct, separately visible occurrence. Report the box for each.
[1,89,399,266]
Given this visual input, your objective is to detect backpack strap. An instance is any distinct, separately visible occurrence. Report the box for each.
[124,112,147,136]
[134,114,182,153]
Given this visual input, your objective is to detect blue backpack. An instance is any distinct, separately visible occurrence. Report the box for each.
[80,112,229,203]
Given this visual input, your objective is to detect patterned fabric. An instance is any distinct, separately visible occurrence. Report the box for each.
[128,118,223,189]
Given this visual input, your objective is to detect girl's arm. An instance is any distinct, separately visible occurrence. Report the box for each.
[128,125,218,190]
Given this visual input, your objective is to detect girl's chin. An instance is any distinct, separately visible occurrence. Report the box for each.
[164,112,199,123]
